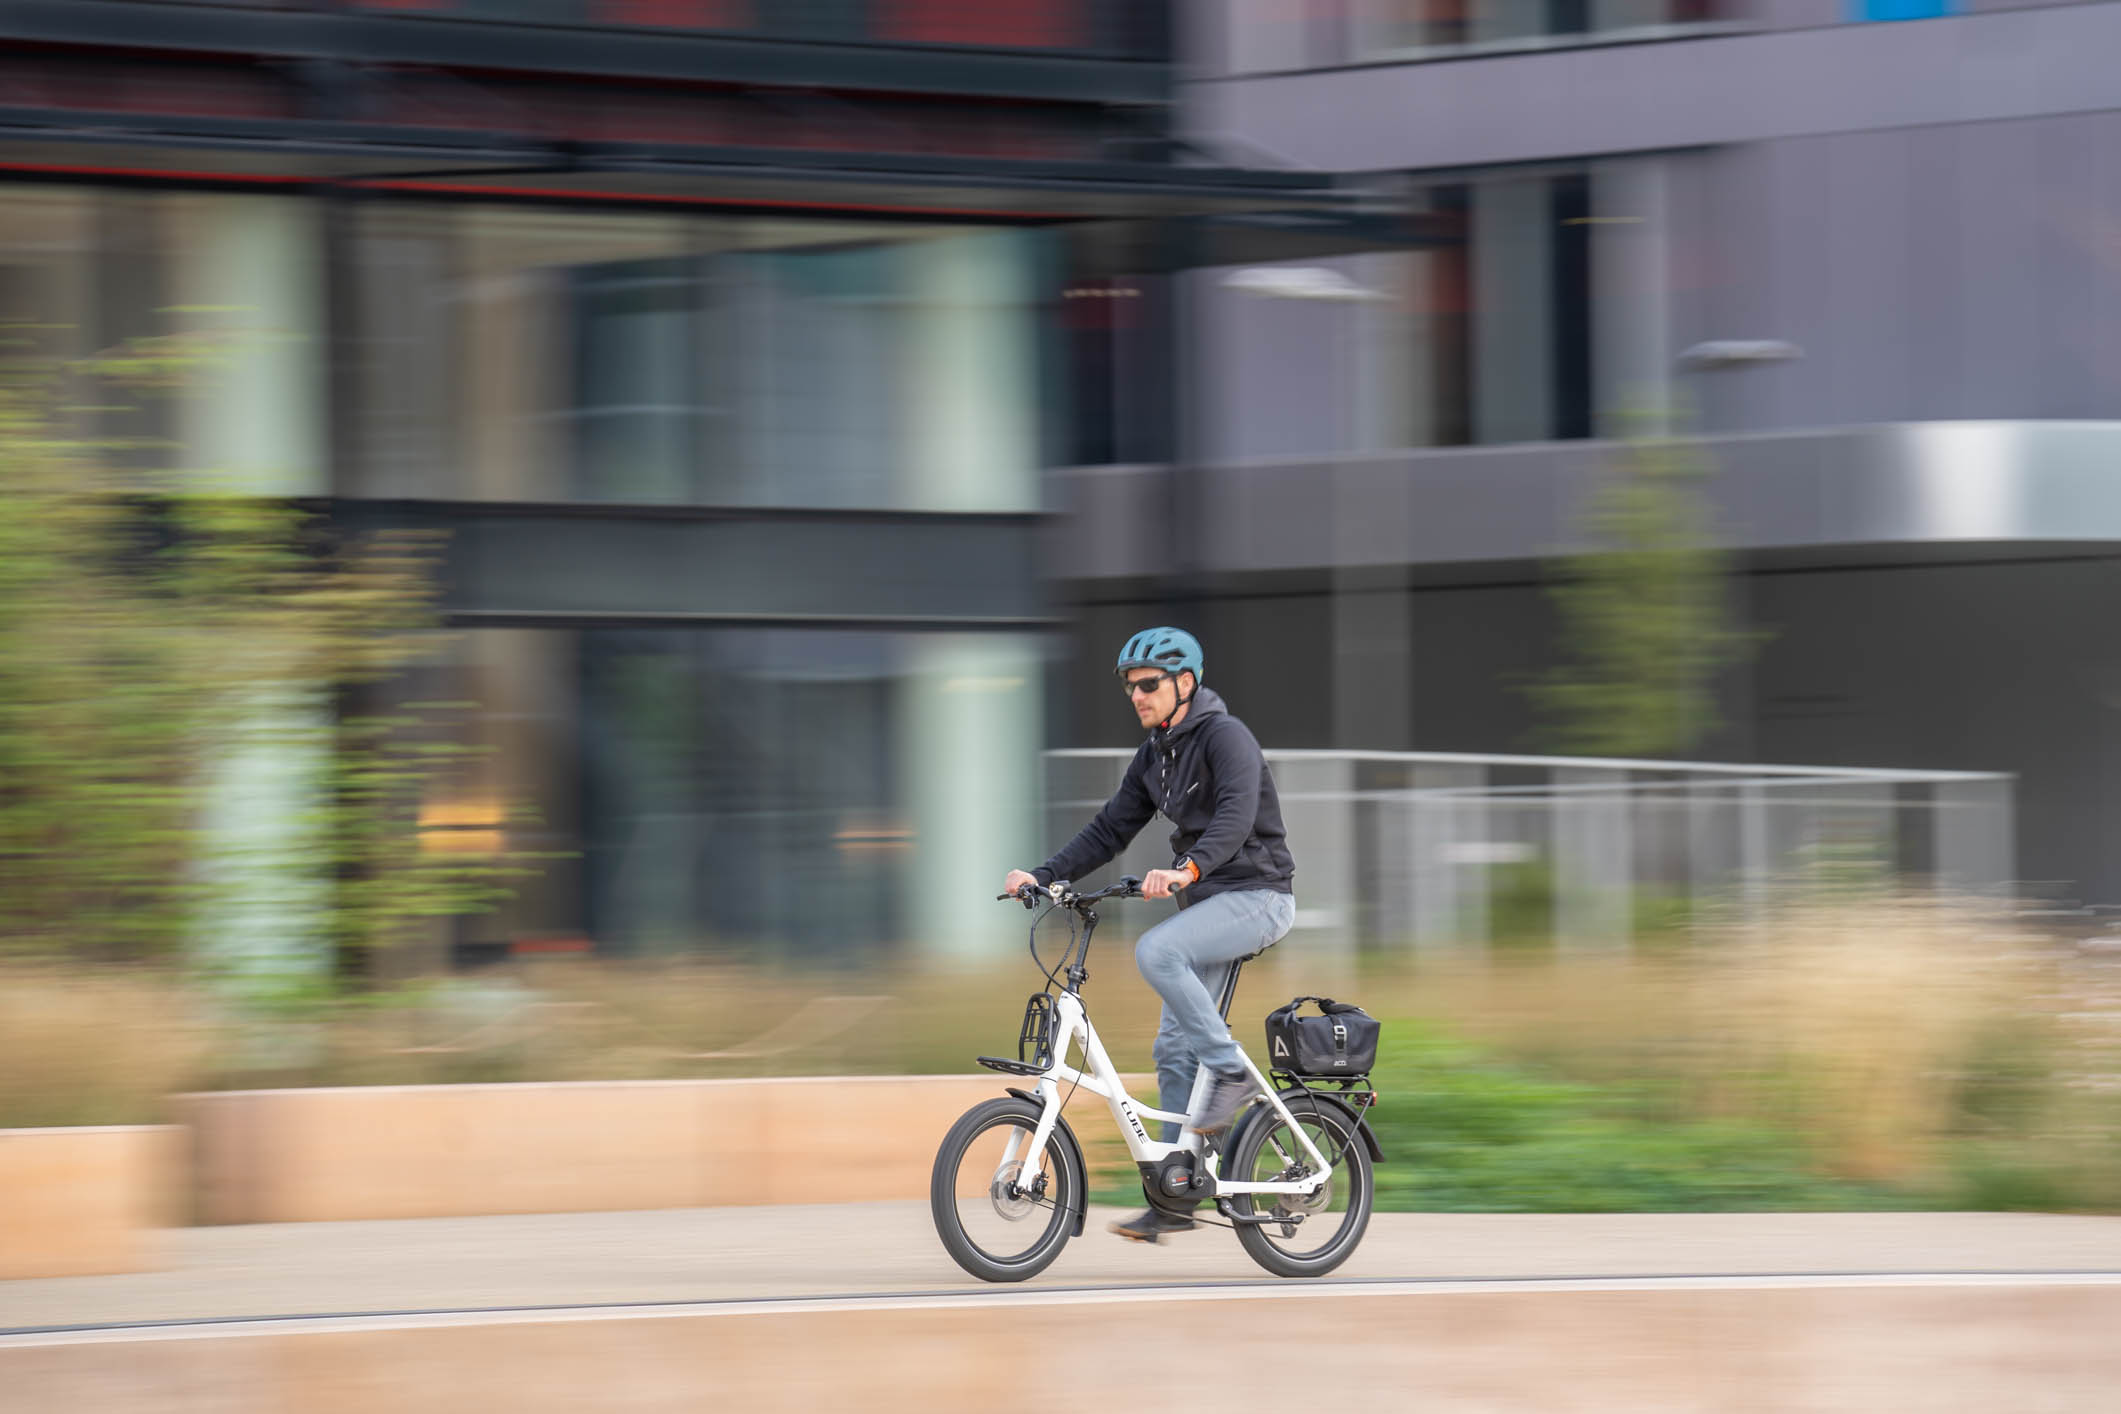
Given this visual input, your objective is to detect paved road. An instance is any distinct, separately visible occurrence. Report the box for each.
[10,1205,2121,1331]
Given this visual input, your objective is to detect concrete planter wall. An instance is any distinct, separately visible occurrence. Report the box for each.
[177,1074,1137,1225]
[0,1126,182,1278]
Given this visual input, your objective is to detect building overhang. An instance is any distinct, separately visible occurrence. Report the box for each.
[329,500,1061,631]
[0,0,1357,224]
[1055,422,2121,585]
[0,112,1346,222]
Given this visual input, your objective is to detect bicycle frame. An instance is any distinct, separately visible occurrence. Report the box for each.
[1010,988,1334,1197]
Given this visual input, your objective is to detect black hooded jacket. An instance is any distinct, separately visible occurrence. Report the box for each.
[1035,688,1294,908]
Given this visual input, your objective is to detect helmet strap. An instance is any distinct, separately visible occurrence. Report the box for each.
[1159,674,1198,730]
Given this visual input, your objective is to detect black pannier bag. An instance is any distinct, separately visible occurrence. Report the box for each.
[1264,996,1380,1077]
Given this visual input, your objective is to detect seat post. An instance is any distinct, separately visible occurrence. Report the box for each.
[1216,959,1246,1022]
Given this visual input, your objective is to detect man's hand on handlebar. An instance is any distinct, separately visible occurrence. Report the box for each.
[999,869,1040,907]
[1140,868,1191,901]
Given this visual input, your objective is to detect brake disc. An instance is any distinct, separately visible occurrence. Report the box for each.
[1278,1166,1333,1216]
[988,1160,1038,1221]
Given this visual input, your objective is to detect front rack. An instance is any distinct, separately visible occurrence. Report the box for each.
[976,990,1057,1077]
[1019,991,1055,1069]
[972,879,1140,1078]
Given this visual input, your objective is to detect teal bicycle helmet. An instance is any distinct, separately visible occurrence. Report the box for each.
[1114,626,1204,684]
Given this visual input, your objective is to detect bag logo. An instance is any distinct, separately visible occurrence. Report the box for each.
[1272,1037,1290,1058]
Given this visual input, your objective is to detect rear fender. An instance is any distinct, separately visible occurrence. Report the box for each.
[1233,1086,1385,1166]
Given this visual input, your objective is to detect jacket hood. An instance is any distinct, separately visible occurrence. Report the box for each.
[1152,686,1226,744]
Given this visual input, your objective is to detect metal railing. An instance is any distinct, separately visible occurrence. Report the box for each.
[1043,749,2016,952]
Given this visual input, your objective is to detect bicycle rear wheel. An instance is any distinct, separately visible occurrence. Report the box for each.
[1223,1098,1372,1278]
[930,1096,1081,1282]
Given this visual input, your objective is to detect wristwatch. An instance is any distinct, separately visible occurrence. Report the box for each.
[1176,857,1201,883]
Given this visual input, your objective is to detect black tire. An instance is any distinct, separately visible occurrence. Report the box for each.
[930,1096,1082,1283]
[1223,1095,1373,1278]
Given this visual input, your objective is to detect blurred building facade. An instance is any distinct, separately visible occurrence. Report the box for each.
[0,0,1363,960]
[13,1,2118,962]
[1054,0,2121,909]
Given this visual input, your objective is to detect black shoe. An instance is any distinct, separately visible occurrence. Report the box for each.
[1109,1207,1197,1243]
[1186,1070,1256,1135]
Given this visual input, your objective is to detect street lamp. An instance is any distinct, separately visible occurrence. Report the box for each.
[1675,340,1804,373]
[1220,266,1390,302]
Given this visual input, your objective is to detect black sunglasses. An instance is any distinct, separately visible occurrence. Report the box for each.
[1122,672,1173,698]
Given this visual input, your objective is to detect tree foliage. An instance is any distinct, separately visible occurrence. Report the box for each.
[1532,433,1757,759]
[0,327,536,975]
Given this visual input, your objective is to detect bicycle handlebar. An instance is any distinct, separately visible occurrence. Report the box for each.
[995,877,1141,911]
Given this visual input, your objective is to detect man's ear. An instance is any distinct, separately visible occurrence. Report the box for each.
[1178,670,1197,698]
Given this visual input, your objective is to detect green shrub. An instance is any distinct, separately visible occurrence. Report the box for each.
[1361,1026,1895,1212]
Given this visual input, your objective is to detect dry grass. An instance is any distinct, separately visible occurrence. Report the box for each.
[1373,894,2121,1191]
[9,894,2121,1210]
[1691,898,2062,1179]
[0,966,215,1127]
[0,945,1185,1126]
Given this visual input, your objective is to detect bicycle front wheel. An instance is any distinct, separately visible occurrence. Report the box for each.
[1224,1097,1372,1278]
[930,1096,1081,1282]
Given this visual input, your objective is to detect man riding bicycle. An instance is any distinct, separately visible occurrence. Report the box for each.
[1002,627,1296,1244]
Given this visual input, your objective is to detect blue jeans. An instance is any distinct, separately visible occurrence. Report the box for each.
[1134,889,1297,1141]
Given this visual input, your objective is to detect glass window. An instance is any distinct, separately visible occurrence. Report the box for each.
[1352,0,1475,50]
[346,205,1046,510]
[1226,0,1348,71]
[0,185,325,493]
[1222,0,1726,71]
[340,0,1160,54]
[0,187,95,361]
[396,626,1044,960]
[1198,169,1605,456]
[870,0,1086,46]
[1055,275,1173,468]
[1463,171,1594,445]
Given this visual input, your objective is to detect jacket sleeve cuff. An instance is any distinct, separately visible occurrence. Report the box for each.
[1033,866,1057,887]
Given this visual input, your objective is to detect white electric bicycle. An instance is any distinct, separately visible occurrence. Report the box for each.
[930,877,1379,1282]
